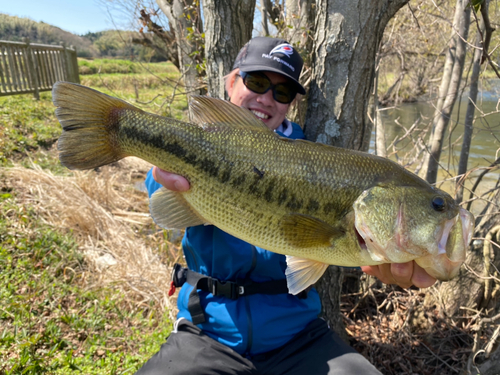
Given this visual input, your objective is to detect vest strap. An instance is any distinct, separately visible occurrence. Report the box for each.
[171,263,310,325]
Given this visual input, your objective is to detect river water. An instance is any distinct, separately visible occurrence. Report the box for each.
[374,79,499,214]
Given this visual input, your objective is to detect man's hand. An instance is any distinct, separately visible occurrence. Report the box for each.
[361,262,436,289]
[152,167,190,192]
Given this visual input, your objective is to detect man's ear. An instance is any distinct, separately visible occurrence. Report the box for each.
[226,73,237,98]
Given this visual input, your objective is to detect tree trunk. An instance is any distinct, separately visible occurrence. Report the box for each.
[284,0,315,126]
[305,0,409,336]
[156,0,204,98]
[456,2,489,203]
[373,58,387,157]
[304,0,408,151]
[202,0,255,99]
[420,0,471,184]
[315,266,349,341]
[259,1,270,36]
[284,0,314,47]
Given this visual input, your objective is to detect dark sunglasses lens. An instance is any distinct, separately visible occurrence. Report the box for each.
[273,84,295,104]
[243,74,270,94]
[242,72,296,104]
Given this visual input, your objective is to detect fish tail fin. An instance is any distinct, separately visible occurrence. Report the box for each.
[52,81,139,170]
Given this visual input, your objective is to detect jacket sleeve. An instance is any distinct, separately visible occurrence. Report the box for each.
[145,168,163,198]
[289,121,306,140]
[275,119,306,140]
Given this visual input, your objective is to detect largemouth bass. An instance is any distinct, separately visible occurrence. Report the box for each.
[52,82,474,295]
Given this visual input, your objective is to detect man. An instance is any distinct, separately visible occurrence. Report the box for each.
[136,37,435,375]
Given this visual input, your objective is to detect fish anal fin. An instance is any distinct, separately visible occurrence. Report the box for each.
[150,187,207,229]
[281,214,344,248]
[285,256,329,295]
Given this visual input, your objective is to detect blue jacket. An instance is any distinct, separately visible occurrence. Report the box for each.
[145,120,321,356]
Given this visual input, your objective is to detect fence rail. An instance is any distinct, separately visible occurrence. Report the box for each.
[0,39,79,99]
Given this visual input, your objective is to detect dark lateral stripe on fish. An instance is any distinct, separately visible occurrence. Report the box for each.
[278,188,288,206]
[264,180,276,203]
[306,199,320,213]
[230,174,246,187]
[286,195,303,210]
[120,115,227,180]
[220,168,232,184]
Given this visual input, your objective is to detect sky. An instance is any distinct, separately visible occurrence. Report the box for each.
[1,0,125,35]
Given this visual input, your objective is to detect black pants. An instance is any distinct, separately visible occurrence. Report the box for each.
[135,318,381,375]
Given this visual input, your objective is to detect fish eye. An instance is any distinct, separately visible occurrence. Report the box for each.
[432,196,446,211]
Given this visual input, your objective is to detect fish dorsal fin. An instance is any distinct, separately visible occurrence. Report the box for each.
[285,256,329,295]
[280,213,344,248]
[189,96,270,132]
[149,187,207,229]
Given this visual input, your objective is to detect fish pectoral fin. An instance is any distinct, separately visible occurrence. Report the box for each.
[189,96,270,132]
[280,214,344,248]
[285,256,329,295]
[150,187,207,229]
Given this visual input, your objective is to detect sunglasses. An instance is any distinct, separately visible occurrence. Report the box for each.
[239,71,297,104]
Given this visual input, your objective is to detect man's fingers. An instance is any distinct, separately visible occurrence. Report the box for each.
[152,167,190,192]
[390,262,414,289]
[361,262,437,289]
[410,263,437,288]
[361,264,395,285]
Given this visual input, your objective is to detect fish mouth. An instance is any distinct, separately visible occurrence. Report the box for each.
[354,214,390,263]
[460,208,474,249]
[416,208,474,280]
[437,207,474,262]
[437,216,459,257]
[355,228,367,250]
[354,204,475,279]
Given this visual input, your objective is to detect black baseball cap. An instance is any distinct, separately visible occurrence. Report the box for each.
[232,37,306,95]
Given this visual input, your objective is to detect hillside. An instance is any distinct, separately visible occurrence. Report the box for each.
[0,13,159,60]
[0,13,99,57]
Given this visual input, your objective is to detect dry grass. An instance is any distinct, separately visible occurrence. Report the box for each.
[2,155,181,321]
[341,270,500,375]
[3,145,499,373]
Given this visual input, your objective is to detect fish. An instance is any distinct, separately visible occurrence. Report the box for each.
[52,82,475,295]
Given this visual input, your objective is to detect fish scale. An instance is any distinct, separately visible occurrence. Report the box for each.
[52,82,475,295]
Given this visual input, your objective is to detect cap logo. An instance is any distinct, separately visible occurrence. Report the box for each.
[269,43,294,58]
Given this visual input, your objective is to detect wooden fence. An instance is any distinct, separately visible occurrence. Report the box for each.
[0,39,80,99]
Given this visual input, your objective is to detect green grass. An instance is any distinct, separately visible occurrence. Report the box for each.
[0,93,61,167]
[0,61,186,374]
[79,60,189,120]
[78,59,173,76]
[0,60,188,168]
[0,195,172,374]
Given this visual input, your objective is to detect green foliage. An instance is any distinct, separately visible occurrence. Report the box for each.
[78,59,140,75]
[0,14,168,61]
[0,93,61,167]
[0,63,187,372]
[91,30,142,59]
[0,60,187,169]
[77,59,176,76]
[78,61,188,120]
[470,0,484,12]
[0,62,186,164]
[0,13,98,57]
[0,197,172,374]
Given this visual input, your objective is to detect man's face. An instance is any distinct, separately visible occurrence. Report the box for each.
[227,71,292,131]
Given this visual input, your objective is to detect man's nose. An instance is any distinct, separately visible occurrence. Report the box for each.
[256,88,275,105]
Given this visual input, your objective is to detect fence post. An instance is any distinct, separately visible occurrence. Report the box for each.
[24,37,39,100]
[70,45,80,84]
[61,41,69,82]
